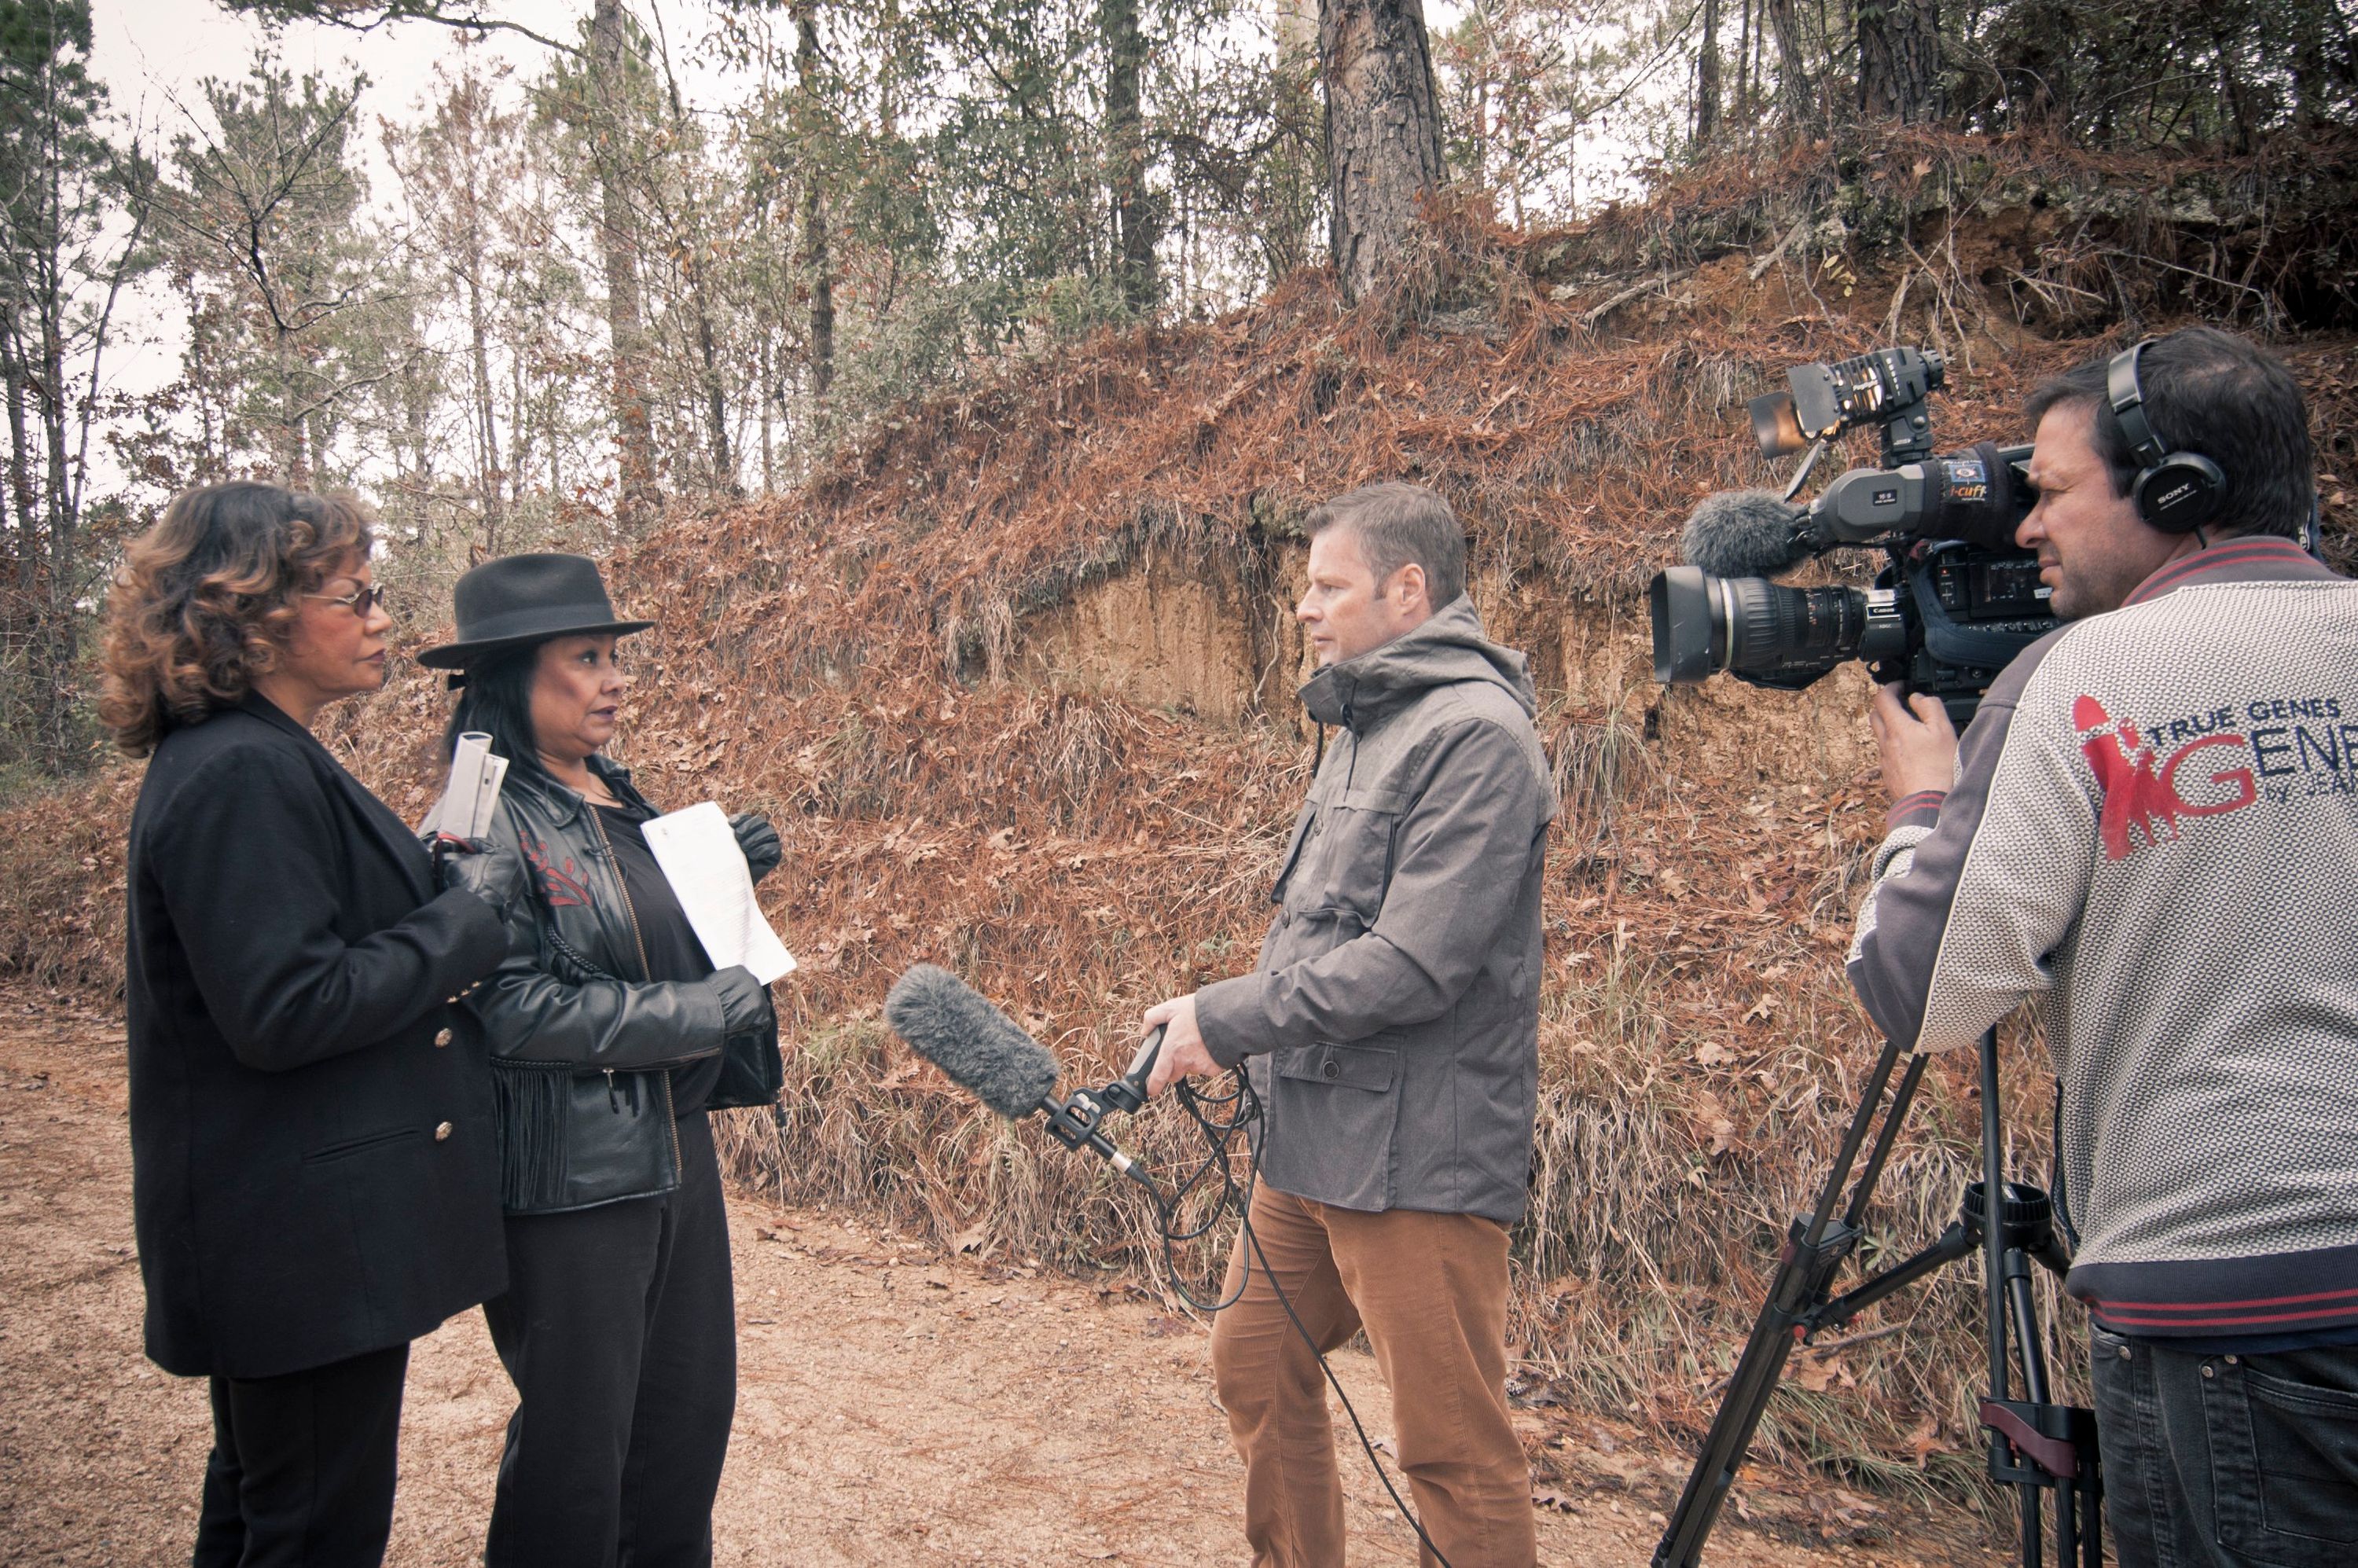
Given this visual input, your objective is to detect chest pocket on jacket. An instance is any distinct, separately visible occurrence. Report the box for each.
[1281,786,1406,922]
[1275,1041,1398,1092]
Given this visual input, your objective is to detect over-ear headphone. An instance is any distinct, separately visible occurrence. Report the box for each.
[2106,340,2228,533]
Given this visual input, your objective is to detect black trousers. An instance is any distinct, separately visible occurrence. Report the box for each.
[2092,1327,2358,1567]
[483,1111,737,1568]
[191,1342,410,1568]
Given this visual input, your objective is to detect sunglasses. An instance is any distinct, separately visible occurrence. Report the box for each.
[304,584,393,617]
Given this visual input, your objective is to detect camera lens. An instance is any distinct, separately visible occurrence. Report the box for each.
[1721,577,1871,676]
[1651,567,1902,687]
[1651,567,1721,682]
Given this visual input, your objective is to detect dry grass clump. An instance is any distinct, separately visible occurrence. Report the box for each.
[5,140,2356,1519]
[0,765,137,991]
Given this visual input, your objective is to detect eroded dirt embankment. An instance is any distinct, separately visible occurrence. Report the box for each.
[0,986,1993,1566]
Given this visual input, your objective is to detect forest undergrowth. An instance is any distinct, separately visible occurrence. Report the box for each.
[7,132,2356,1524]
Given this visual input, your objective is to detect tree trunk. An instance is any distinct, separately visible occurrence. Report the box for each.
[1737,0,1752,119]
[593,0,661,531]
[3,334,35,571]
[1104,0,1158,311]
[465,270,504,544]
[795,0,835,406]
[758,332,776,492]
[2,325,36,760]
[2290,0,2349,127]
[1763,0,1815,130]
[2209,16,2254,151]
[508,329,529,520]
[1696,0,1723,145]
[1857,0,1940,123]
[33,114,77,771]
[1320,0,1448,303]
[690,267,734,493]
[278,330,309,487]
[1993,0,2068,129]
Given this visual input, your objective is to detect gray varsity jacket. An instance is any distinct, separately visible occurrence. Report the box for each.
[1849,535,2358,1338]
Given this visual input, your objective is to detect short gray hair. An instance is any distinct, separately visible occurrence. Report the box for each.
[1306,482,1466,606]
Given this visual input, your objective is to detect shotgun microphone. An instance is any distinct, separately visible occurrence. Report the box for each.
[883,963,1060,1117]
[883,964,1160,1189]
[1680,488,1814,577]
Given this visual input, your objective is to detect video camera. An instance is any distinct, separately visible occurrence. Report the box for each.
[1649,347,2059,725]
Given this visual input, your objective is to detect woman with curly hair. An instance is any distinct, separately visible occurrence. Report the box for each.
[105,482,528,1567]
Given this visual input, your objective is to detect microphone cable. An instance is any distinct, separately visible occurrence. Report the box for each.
[1143,1068,1456,1568]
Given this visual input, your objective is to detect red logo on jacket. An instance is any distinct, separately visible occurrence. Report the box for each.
[2073,696,2257,860]
[519,830,593,907]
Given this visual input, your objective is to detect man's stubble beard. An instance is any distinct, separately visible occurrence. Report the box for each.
[2051,543,2174,621]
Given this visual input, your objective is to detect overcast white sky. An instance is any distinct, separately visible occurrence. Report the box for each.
[77,1,1632,462]
[86,0,742,409]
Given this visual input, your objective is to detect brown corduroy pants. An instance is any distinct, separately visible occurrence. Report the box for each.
[1209,1186,1537,1568]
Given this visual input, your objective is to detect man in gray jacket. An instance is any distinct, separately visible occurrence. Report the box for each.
[1145,481,1554,1567]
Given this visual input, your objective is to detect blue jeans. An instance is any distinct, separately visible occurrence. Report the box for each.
[2090,1327,2358,1567]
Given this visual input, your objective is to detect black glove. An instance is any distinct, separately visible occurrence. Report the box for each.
[729,811,781,885]
[708,964,771,1037]
[436,839,528,920]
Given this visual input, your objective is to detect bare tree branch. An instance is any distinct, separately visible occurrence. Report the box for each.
[219,0,582,58]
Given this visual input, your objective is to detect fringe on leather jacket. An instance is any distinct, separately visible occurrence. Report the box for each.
[456,755,781,1214]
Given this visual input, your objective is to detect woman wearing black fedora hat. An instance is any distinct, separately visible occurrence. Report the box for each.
[421,553,785,1568]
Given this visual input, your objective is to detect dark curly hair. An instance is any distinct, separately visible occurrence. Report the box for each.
[98,482,374,758]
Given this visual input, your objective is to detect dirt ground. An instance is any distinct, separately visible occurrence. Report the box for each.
[0,984,2000,1566]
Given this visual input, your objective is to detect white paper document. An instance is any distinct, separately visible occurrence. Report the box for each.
[423,732,509,840]
[641,802,799,986]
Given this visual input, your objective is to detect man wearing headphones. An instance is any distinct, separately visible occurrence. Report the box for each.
[1850,325,2358,1566]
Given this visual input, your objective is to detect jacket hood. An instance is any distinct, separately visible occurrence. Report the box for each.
[1299,595,1537,732]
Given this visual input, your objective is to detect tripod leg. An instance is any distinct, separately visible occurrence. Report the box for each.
[1981,1030,2010,1407]
[2077,1405,2105,1568]
[1653,1039,1918,1568]
[2007,1256,2052,1406]
[2007,1257,2055,1568]
[1978,1028,2053,1567]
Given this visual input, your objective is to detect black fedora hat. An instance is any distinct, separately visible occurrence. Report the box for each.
[416,553,655,670]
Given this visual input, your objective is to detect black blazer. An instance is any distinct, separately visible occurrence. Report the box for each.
[125,694,511,1379]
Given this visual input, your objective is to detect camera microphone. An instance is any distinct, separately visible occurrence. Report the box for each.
[1680,489,1814,578]
[883,964,1159,1189]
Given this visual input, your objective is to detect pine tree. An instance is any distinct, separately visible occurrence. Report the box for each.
[1320,0,1449,301]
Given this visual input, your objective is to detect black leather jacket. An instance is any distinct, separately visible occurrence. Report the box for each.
[457,755,780,1214]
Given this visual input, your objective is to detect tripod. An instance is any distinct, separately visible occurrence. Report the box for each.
[1653,1028,2103,1568]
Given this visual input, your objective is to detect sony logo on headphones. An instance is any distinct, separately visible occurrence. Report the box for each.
[2154,479,2198,509]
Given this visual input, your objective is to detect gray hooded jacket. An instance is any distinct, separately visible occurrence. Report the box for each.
[1195,596,1555,1225]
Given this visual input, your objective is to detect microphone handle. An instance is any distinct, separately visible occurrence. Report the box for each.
[1039,1089,1165,1198]
[1102,1024,1166,1114]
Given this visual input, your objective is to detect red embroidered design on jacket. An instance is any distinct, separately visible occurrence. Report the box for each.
[520,830,592,908]
[2074,695,2258,861]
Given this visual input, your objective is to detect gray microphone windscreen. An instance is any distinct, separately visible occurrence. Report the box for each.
[885,964,1060,1120]
[1680,489,1809,578]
